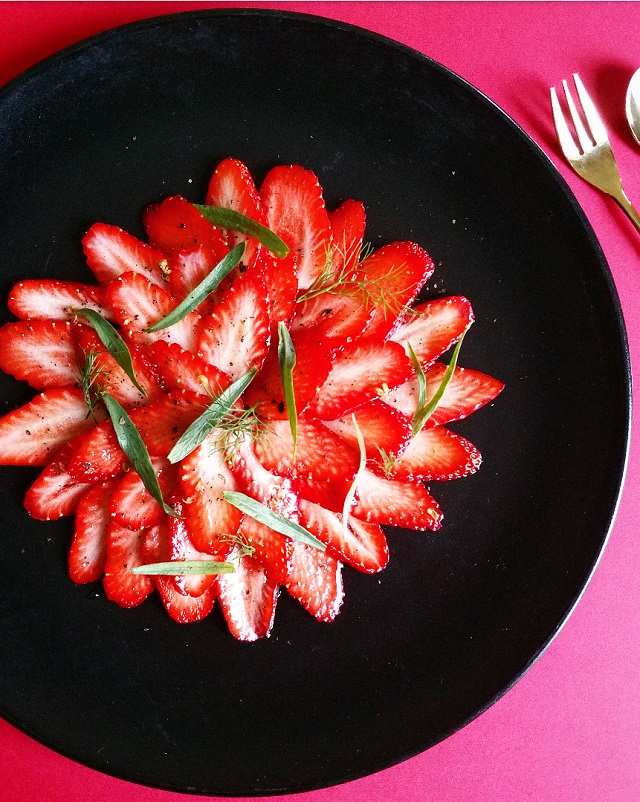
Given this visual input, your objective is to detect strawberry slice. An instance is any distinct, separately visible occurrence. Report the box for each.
[148,341,231,398]
[179,433,242,555]
[0,320,81,390]
[0,387,100,466]
[142,522,216,623]
[322,398,413,462]
[298,499,389,574]
[260,248,298,331]
[167,243,224,304]
[104,271,200,352]
[352,469,443,530]
[389,425,482,481]
[83,223,169,287]
[236,514,292,585]
[206,157,265,269]
[328,198,366,276]
[358,241,435,338]
[142,195,228,257]
[254,419,359,511]
[66,420,127,483]
[8,279,112,322]
[284,540,344,622]
[109,457,178,529]
[130,393,206,457]
[260,164,332,291]
[304,338,412,421]
[383,363,504,426]
[68,478,119,584]
[197,268,271,381]
[166,499,219,597]
[215,547,280,641]
[24,440,92,520]
[390,296,474,367]
[291,289,374,344]
[103,521,154,608]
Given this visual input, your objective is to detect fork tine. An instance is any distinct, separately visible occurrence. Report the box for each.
[572,73,609,145]
[562,79,593,152]
[550,86,580,160]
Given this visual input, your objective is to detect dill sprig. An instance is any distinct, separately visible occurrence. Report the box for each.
[79,347,106,419]
[376,446,397,478]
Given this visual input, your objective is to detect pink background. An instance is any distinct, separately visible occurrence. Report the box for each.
[2,3,639,800]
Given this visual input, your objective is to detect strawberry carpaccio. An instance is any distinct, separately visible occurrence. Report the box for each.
[0,159,503,641]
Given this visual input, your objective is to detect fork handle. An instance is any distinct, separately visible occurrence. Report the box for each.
[610,186,640,233]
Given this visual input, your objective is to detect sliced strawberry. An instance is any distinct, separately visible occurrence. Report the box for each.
[216,548,280,641]
[236,514,292,585]
[104,271,200,352]
[328,198,366,275]
[24,439,92,520]
[389,425,482,481]
[68,478,119,584]
[206,157,265,268]
[322,398,412,461]
[383,363,504,426]
[291,289,373,344]
[130,393,206,457]
[142,195,228,257]
[142,522,216,623]
[260,164,331,291]
[254,419,359,511]
[260,248,298,330]
[284,540,343,622]
[244,328,337,420]
[73,326,160,408]
[167,243,224,304]
[197,268,271,381]
[304,338,412,420]
[358,241,435,338]
[8,279,112,322]
[83,222,169,287]
[352,469,443,530]
[167,499,219,597]
[66,420,127,483]
[148,340,231,398]
[0,320,81,390]
[298,499,389,574]
[103,521,154,608]
[0,387,100,466]
[179,433,242,555]
[390,296,474,367]
[109,457,178,529]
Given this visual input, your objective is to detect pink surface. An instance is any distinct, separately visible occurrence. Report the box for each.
[1,2,639,800]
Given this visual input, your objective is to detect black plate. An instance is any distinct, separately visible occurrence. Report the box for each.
[0,9,630,797]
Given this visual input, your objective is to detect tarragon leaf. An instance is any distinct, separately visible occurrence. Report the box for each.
[411,333,466,436]
[222,491,325,551]
[167,368,257,463]
[277,322,297,460]
[102,393,179,518]
[131,560,234,576]
[147,242,245,332]
[73,308,146,396]
[194,204,289,258]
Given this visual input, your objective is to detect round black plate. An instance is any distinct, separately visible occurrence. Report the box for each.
[0,9,630,797]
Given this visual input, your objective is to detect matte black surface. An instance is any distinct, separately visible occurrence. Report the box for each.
[0,9,630,797]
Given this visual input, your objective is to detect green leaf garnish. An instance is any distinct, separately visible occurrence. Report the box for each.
[342,414,367,539]
[193,204,290,258]
[102,393,179,518]
[167,368,258,463]
[131,560,235,576]
[277,322,297,461]
[147,242,245,332]
[407,341,427,436]
[73,308,146,396]
[222,491,326,551]
[411,333,466,436]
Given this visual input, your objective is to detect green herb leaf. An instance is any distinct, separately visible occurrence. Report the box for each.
[131,560,235,576]
[342,414,367,539]
[73,308,146,396]
[407,341,427,436]
[411,333,466,436]
[222,490,326,551]
[102,393,179,518]
[277,322,297,461]
[147,242,245,333]
[194,204,290,258]
[167,368,258,463]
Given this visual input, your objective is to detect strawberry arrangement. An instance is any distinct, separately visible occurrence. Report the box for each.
[0,158,503,641]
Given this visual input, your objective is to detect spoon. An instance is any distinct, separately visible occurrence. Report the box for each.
[625,68,640,145]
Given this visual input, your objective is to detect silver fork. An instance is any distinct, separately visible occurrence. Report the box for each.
[550,73,640,233]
